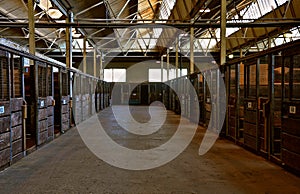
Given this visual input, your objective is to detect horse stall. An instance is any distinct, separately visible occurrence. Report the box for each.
[282,54,300,173]
[24,60,54,148]
[10,53,25,163]
[0,50,11,169]
[73,73,82,124]
[90,78,97,115]
[46,65,54,141]
[81,75,90,121]
[54,68,70,134]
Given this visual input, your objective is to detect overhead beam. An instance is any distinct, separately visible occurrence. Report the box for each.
[1,21,299,28]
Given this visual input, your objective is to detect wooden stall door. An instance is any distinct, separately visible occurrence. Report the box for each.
[0,51,11,169]
[10,55,25,163]
[282,55,300,173]
[243,61,258,151]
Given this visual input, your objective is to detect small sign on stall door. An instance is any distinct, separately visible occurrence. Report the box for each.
[0,106,4,114]
[289,106,296,114]
[248,102,252,109]
[40,100,44,108]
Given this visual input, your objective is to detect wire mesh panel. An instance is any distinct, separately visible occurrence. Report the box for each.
[36,62,48,146]
[0,51,9,101]
[61,71,70,131]
[12,55,22,98]
[47,66,52,97]
[0,50,10,169]
[38,63,47,98]
[62,71,68,97]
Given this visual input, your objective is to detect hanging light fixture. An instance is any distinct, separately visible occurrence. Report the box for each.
[47,6,63,19]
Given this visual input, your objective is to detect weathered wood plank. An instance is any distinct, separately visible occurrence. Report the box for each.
[46,96,54,107]
[282,132,300,155]
[244,122,257,137]
[62,113,69,123]
[11,125,22,141]
[0,147,10,168]
[47,106,54,116]
[244,110,256,124]
[47,125,54,141]
[37,130,48,146]
[282,148,300,173]
[11,111,22,127]
[38,119,48,132]
[0,132,10,150]
[62,104,69,114]
[11,98,23,112]
[38,108,47,120]
[0,116,10,133]
[282,118,300,136]
[12,139,23,156]
[47,115,54,127]
[62,121,69,131]
[244,133,257,151]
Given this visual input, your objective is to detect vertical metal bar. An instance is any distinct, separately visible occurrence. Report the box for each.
[20,56,26,154]
[33,62,39,146]
[83,37,87,74]
[256,58,260,152]
[10,55,15,98]
[180,53,182,77]
[161,55,163,82]
[268,54,275,159]
[7,52,12,163]
[236,62,240,141]
[100,53,103,80]
[59,68,63,133]
[289,56,293,100]
[226,65,230,137]
[94,49,97,77]
[175,37,179,78]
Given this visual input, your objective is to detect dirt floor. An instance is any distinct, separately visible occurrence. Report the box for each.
[1,106,300,194]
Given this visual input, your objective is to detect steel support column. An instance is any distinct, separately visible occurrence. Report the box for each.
[100,53,103,80]
[161,55,164,82]
[83,37,87,73]
[176,37,179,78]
[94,48,97,77]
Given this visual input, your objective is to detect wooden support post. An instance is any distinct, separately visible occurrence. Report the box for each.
[66,11,73,69]
[220,0,227,66]
[190,20,194,74]
[28,0,35,56]
[167,49,170,81]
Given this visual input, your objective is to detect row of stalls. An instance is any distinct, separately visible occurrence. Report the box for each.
[0,43,111,170]
[225,40,300,174]
[158,39,300,175]
[111,82,162,105]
